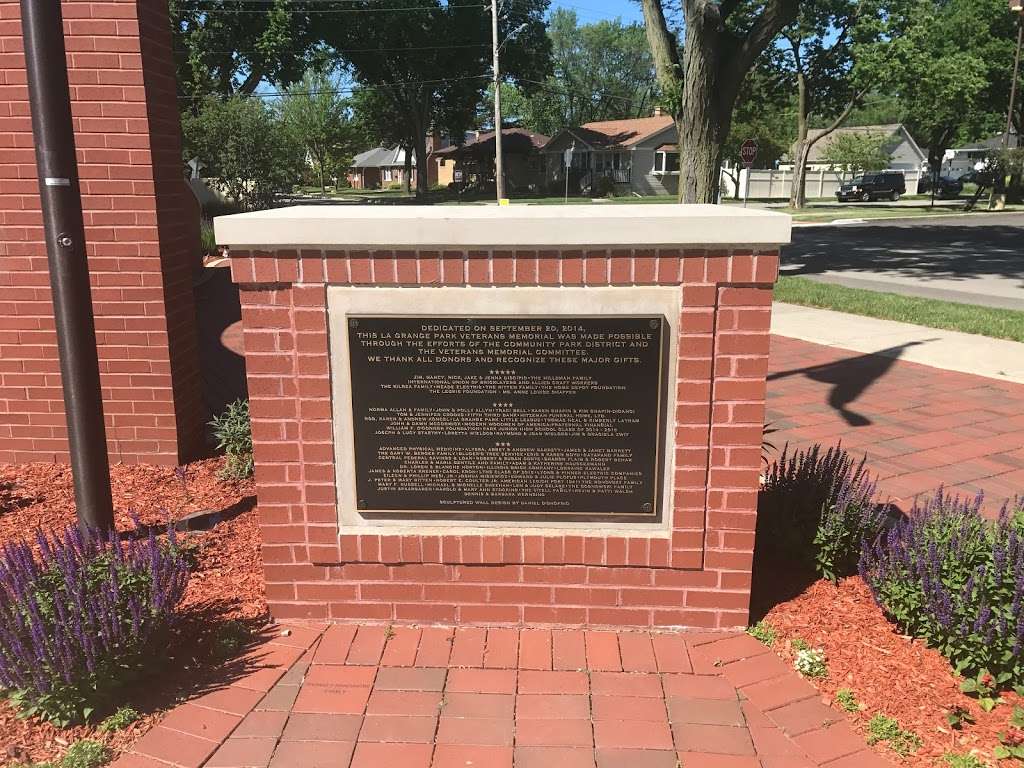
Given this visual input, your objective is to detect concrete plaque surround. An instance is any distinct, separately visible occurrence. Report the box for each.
[328,286,681,534]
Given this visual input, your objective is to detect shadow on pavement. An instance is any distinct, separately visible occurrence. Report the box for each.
[786,223,1024,288]
[767,341,928,426]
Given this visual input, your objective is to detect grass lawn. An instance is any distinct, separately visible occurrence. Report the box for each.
[775,275,1024,343]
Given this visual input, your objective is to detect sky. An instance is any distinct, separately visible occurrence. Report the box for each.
[550,0,644,25]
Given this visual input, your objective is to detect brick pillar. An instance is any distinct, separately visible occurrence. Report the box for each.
[0,0,204,465]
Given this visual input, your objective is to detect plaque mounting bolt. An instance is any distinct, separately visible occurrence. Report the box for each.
[649,319,659,329]
[349,318,359,328]
[642,502,652,512]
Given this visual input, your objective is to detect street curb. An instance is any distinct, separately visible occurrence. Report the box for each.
[791,209,1024,227]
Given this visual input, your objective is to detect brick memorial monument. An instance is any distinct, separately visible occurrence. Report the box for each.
[216,205,791,628]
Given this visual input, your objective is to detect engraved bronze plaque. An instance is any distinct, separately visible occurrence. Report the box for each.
[347,316,668,522]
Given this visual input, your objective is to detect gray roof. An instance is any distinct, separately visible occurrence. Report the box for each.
[954,130,1019,151]
[350,146,415,168]
[802,124,924,163]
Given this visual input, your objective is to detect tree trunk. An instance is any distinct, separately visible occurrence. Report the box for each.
[677,3,726,203]
[413,130,429,197]
[789,73,809,209]
[402,149,411,195]
[639,0,799,204]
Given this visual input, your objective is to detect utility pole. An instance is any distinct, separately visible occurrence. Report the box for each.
[1005,4,1023,150]
[20,0,114,531]
[491,0,505,202]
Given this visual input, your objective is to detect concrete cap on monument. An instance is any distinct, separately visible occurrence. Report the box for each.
[214,204,791,249]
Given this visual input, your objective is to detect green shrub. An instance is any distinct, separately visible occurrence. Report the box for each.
[746,621,776,646]
[835,688,860,712]
[60,741,111,768]
[759,443,886,581]
[99,705,141,732]
[591,175,616,198]
[942,753,989,768]
[200,219,217,257]
[860,490,1024,688]
[866,713,921,756]
[209,399,253,480]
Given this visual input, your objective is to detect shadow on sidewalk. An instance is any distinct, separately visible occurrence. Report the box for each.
[768,341,928,426]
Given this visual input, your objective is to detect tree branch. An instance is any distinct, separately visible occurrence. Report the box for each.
[638,0,682,114]
[804,84,870,153]
[719,0,742,21]
[720,0,799,104]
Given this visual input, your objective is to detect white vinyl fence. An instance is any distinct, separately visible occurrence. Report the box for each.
[720,166,923,200]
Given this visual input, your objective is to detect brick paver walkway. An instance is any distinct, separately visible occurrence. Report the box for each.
[113,625,895,768]
[767,335,1024,507]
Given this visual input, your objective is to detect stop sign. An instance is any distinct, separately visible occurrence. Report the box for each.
[740,139,758,168]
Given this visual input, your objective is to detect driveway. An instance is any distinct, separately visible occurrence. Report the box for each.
[782,213,1024,310]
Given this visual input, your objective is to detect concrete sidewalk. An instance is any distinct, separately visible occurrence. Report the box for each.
[771,302,1024,384]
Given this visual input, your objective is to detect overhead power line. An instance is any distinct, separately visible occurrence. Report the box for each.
[176,73,490,100]
[187,3,486,13]
[173,42,490,55]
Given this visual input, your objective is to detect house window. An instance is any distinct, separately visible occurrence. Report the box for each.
[654,150,679,174]
[439,158,446,166]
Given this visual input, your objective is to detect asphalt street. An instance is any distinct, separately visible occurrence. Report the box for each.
[782,212,1024,310]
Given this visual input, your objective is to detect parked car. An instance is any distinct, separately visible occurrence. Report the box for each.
[835,172,906,202]
[919,175,964,198]
[958,168,994,187]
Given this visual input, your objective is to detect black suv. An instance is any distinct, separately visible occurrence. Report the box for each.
[836,172,906,202]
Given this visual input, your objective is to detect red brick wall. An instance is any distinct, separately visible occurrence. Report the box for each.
[0,0,204,465]
[231,247,779,629]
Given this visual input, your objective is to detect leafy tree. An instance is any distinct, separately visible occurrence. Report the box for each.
[874,0,1020,169]
[818,131,893,177]
[781,0,902,208]
[170,0,325,105]
[350,87,417,194]
[505,10,657,135]
[322,0,551,196]
[639,0,801,203]
[280,71,358,192]
[182,97,303,211]
[723,57,797,182]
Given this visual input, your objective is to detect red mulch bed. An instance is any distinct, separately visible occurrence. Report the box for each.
[0,459,266,767]
[764,576,1023,767]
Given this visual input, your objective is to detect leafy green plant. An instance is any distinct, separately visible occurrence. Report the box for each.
[791,637,810,652]
[200,219,218,257]
[0,525,189,726]
[942,753,989,768]
[60,740,112,768]
[861,491,1024,690]
[960,670,1007,712]
[794,647,827,678]
[212,619,252,661]
[866,713,922,756]
[209,399,253,480]
[99,705,141,732]
[835,688,860,712]
[746,621,776,646]
[994,706,1024,761]
[945,704,976,730]
[759,443,886,581]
